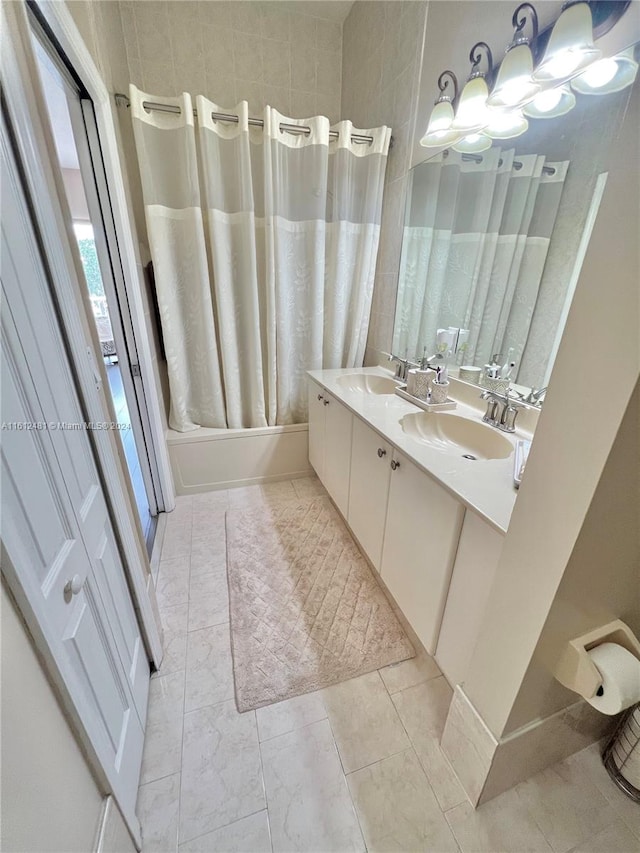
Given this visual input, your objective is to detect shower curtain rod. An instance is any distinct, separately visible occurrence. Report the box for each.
[453,150,556,176]
[114,93,382,145]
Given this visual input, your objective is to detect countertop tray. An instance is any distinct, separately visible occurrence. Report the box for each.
[395,385,457,412]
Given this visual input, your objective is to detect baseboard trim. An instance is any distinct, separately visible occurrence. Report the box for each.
[441,685,617,806]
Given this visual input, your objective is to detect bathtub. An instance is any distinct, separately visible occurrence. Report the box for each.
[166,422,312,495]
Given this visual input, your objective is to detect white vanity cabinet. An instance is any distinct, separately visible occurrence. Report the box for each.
[308,379,326,478]
[347,417,392,569]
[435,511,504,685]
[381,450,465,654]
[307,380,353,516]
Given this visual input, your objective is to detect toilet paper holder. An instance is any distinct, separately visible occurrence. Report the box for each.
[554,619,640,700]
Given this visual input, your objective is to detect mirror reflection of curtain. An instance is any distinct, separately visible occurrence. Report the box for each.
[394,148,569,383]
[130,87,390,431]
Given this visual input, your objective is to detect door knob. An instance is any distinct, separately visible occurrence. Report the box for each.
[64,575,84,597]
[390,459,400,470]
[317,394,324,401]
[377,448,386,458]
[323,399,330,406]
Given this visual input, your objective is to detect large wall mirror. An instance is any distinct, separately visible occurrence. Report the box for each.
[393,42,638,396]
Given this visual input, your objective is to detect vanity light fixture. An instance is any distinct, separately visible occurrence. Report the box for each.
[487,3,541,109]
[451,42,494,133]
[532,1,601,83]
[523,83,576,118]
[420,71,461,148]
[571,47,639,94]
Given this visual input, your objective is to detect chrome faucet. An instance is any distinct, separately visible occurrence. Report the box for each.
[480,390,522,433]
[523,386,547,405]
[388,352,419,382]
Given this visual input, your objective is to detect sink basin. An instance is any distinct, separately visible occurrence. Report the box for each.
[401,412,513,460]
[335,374,399,395]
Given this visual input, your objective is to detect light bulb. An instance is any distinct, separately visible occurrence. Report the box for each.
[580,58,618,88]
[484,110,528,140]
[571,52,639,96]
[532,89,562,113]
[523,84,575,119]
[497,76,535,106]
[452,133,492,154]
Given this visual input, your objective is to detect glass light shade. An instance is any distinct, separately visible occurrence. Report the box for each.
[533,2,601,83]
[487,43,540,108]
[571,53,639,95]
[451,76,490,132]
[523,84,576,118]
[452,133,493,154]
[420,100,461,148]
[483,109,529,139]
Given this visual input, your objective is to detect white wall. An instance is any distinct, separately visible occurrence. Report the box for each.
[464,74,640,739]
[0,580,134,853]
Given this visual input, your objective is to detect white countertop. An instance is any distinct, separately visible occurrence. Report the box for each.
[308,366,535,535]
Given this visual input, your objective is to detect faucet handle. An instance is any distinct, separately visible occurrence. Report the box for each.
[501,402,521,433]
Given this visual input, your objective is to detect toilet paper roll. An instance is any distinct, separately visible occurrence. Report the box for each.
[586,643,640,715]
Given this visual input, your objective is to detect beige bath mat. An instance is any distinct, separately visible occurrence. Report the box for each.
[226,497,414,712]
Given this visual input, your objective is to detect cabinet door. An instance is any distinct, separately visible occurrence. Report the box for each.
[323,392,353,517]
[381,451,464,654]
[436,512,503,686]
[307,379,326,479]
[347,417,392,570]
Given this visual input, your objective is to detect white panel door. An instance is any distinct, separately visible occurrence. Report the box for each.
[347,418,392,569]
[308,379,326,478]
[381,450,465,654]
[1,135,148,819]
[322,392,353,517]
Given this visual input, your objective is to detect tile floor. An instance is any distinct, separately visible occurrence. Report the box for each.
[138,478,639,853]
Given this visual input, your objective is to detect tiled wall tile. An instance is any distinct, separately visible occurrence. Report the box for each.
[122,1,342,121]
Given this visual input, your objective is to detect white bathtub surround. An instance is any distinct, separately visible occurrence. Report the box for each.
[226,497,414,711]
[130,86,390,431]
[167,422,312,495]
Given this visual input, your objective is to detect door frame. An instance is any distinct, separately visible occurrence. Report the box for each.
[2,2,163,662]
[31,0,176,515]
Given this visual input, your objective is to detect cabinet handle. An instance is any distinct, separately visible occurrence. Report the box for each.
[323,399,330,406]
[377,448,386,458]
[317,393,324,401]
[390,459,400,470]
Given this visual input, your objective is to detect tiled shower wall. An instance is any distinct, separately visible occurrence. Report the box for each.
[118,1,343,121]
[66,1,428,421]
[341,1,428,366]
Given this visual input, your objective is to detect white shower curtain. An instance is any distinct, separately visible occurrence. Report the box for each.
[130,86,390,431]
[394,147,569,383]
